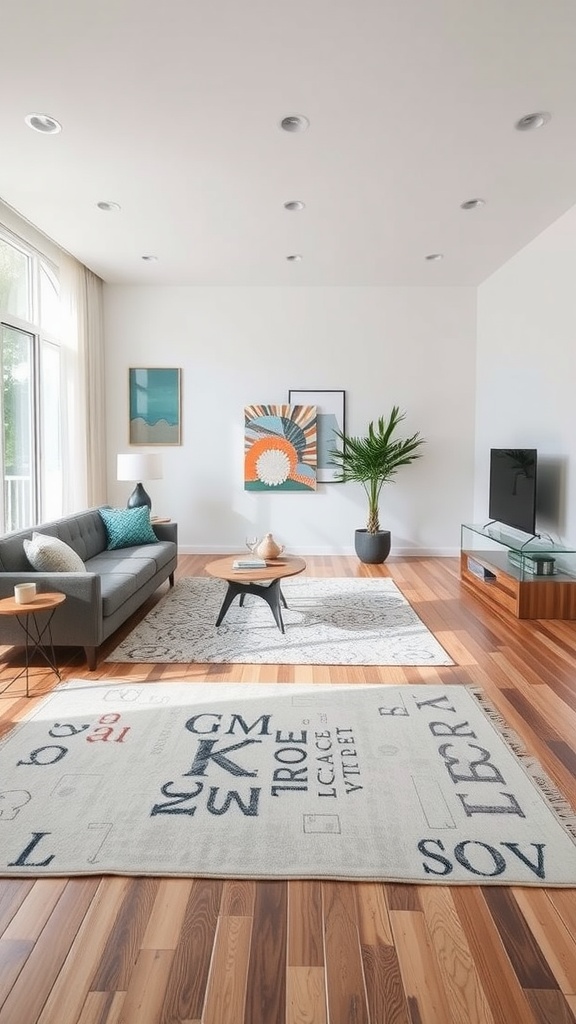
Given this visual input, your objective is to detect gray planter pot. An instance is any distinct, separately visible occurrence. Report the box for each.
[354,529,391,564]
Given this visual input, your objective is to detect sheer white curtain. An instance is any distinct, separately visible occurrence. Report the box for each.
[60,255,107,511]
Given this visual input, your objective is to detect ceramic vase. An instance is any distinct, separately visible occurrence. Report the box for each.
[257,533,285,559]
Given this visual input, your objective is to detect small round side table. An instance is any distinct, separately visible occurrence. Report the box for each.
[0,592,66,697]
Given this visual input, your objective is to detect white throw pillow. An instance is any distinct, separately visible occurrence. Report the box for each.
[23,532,87,573]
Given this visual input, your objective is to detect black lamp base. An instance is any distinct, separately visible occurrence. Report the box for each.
[127,482,151,510]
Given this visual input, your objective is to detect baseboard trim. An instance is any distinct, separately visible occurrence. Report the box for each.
[177,545,459,558]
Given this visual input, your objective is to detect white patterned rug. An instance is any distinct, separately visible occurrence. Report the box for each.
[107,576,454,665]
[1,680,575,883]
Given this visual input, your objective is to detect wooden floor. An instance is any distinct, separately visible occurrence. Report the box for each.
[1,553,576,1024]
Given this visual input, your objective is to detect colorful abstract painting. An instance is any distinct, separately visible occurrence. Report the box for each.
[244,405,317,491]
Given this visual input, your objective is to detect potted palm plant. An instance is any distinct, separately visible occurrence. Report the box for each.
[329,405,426,563]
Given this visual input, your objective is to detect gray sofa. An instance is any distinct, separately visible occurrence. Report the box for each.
[0,508,178,669]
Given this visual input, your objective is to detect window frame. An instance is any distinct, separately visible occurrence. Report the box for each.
[0,226,61,531]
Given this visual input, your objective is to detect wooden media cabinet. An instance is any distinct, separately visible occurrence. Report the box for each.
[460,523,576,619]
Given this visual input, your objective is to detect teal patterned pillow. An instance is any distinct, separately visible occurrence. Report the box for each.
[99,506,157,550]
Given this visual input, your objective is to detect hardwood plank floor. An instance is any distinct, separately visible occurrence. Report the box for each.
[0,553,575,1024]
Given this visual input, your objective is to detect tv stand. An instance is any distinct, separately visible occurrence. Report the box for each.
[460,523,576,619]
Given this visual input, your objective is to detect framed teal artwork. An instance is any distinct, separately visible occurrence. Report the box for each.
[129,368,181,445]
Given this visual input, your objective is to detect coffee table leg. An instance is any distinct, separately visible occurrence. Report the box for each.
[215,580,285,632]
[259,579,285,633]
[215,585,240,627]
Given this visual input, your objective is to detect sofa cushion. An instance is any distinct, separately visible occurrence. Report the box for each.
[99,506,158,550]
[23,532,87,573]
[98,570,153,617]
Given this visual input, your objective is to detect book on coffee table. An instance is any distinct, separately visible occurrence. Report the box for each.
[232,558,267,569]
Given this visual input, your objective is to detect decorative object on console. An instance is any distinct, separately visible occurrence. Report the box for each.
[117,452,163,510]
[99,506,158,550]
[288,389,345,483]
[244,404,317,491]
[256,533,285,559]
[329,405,426,563]
[467,556,496,580]
[23,532,87,573]
[507,551,556,575]
[129,367,181,445]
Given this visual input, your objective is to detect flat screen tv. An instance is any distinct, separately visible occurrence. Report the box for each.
[488,448,538,535]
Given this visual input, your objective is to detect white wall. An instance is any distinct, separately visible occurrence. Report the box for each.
[104,286,477,554]
[476,205,576,543]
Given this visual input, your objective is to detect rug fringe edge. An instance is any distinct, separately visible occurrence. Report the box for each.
[467,685,576,845]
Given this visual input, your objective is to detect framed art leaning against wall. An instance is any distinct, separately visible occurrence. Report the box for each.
[288,389,345,482]
[129,368,181,445]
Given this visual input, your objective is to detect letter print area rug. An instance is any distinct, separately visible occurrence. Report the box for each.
[1,681,575,885]
[106,577,454,665]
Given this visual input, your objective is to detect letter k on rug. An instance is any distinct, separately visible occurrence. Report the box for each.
[107,577,454,665]
[1,681,574,884]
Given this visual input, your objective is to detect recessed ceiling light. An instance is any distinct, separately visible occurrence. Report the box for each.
[280,115,309,133]
[460,198,485,210]
[284,200,306,211]
[515,111,551,132]
[425,253,444,261]
[25,113,62,134]
[286,254,303,262]
[97,201,121,212]
[141,255,158,262]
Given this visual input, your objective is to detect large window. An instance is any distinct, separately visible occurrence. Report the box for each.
[0,231,62,532]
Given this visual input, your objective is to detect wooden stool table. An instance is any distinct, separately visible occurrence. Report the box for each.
[205,555,306,633]
[0,592,66,697]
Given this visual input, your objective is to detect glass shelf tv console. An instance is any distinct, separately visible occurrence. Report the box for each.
[460,523,576,619]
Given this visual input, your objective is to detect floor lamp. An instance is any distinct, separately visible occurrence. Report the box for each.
[117,453,163,511]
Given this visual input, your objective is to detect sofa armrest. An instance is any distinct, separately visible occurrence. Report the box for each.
[0,572,101,603]
[0,572,104,647]
[153,522,178,544]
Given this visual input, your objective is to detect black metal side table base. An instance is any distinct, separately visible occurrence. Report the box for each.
[216,578,288,632]
[0,609,62,698]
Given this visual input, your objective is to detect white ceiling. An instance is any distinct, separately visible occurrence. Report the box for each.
[2,0,576,287]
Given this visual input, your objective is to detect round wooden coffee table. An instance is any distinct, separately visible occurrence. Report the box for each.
[0,591,66,696]
[204,555,306,633]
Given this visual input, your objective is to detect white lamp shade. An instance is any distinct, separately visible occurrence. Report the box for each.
[117,453,163,482]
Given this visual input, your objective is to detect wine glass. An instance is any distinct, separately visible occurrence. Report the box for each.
[245,536,259,556]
